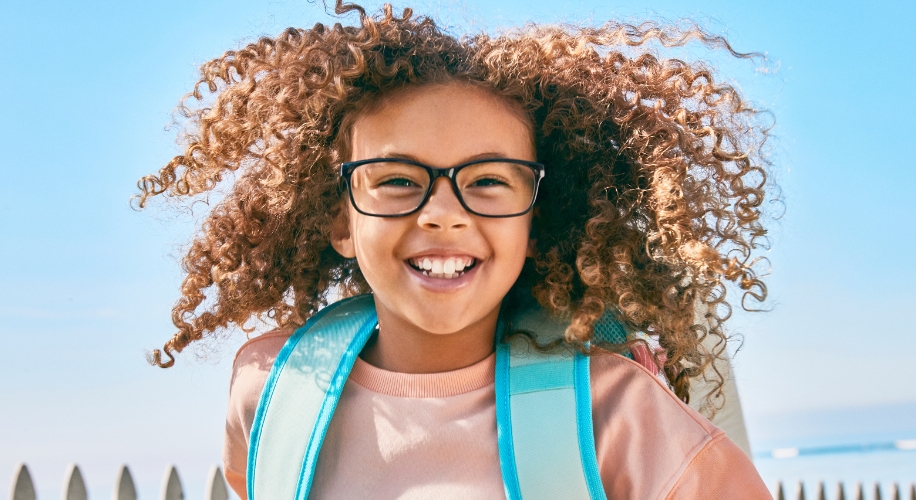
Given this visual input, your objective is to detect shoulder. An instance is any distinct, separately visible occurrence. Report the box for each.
[233,328,295,369]
[225,328,294,449]
[228,327,295,402]
[228,328,295,416]
[589,351,717,439]
[590,353,768,499]
[223,327,295,498]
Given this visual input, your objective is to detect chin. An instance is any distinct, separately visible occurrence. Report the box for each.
[415,319,472,336]
[407,311,478,336]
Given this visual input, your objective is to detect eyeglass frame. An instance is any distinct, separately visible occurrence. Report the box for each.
[340,157,546,218]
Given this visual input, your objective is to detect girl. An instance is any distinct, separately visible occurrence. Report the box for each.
[138,2,772,498]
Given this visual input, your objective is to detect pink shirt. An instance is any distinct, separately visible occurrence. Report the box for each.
[224,330,769,499]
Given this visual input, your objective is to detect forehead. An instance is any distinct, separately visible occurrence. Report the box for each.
[349,83,535,164]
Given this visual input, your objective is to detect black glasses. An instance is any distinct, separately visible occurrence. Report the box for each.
[340,158,545,218]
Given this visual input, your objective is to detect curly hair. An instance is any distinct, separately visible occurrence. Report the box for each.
[136,1,771,407]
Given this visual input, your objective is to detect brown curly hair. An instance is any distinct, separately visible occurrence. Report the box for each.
[136,1,771,406]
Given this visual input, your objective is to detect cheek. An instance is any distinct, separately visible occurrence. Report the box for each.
[494,219,533,264]
[349,216,403,276]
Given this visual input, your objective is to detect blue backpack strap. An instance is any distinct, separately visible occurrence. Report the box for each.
[496,307,608,500]
[247,294,378,500]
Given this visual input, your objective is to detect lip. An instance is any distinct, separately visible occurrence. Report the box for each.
[404,248,483,261]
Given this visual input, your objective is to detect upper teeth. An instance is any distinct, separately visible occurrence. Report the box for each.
[409,257,475,278]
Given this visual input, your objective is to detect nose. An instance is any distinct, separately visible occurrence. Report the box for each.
[416,177,471,230]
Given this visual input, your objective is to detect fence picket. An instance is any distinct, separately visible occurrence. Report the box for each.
[160,465,184,500]
[877,482,884,500]
[910,483,916,500]
[775,481,786,500]
[893,483,902,500]
[205,466,229,500]
[10,464,36,500]
[838,482,847,500]
[855,482,864,500]
[113,465,137,500]
[63,464,88,500]
[797,481,807,500]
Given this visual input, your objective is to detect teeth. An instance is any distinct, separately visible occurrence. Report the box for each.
[409,257,476,279]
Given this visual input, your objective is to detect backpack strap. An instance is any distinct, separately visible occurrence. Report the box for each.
[248,294,378,500]
[497,307,608,500]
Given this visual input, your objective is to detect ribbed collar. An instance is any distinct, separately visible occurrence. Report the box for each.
[350,353,496,398]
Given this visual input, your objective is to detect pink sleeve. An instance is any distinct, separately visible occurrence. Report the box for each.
[589,353,768,499]
[222,330,292,500]
[665,433,771,499]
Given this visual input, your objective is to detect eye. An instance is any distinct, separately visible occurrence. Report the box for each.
[468,176,510,188]
[379,176,419,188]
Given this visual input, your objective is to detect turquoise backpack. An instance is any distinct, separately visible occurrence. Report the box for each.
[247,294,629,500]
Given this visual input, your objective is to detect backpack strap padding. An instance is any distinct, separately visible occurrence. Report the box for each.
[496,340,607,500]
[496,306,608,500]
[248,295,378,500]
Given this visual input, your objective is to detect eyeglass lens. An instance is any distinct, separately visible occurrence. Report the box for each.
[348,160,538,216]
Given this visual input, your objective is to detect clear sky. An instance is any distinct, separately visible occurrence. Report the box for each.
[2,0,915,497]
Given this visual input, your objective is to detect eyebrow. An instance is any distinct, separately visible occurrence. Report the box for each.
[376,151,513,165]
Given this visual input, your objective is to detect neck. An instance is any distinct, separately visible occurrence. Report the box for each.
[360,299,499,374]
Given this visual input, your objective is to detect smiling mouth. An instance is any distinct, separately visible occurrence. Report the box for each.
[407,257,478,279]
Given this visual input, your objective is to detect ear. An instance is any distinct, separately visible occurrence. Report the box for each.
[330,203,356,259]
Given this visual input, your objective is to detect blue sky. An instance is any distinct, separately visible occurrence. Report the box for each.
[1,0,915,497]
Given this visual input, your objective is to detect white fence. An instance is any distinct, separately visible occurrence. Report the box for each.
[9,463,228,500]
[9,463,915,500]
[774,481,916,500]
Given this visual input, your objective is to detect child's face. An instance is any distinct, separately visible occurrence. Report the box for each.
[332,83,535,340]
